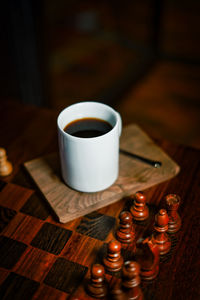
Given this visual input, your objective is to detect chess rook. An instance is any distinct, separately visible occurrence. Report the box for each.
[151,209,171,255]
[130,191,149,221]
[116,211,135,244]
[165,194,181,233]
[87,264,107,298]
[103,240,123,273]
[0,148,13,177]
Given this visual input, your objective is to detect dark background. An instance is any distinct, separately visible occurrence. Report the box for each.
[0,0,200,148]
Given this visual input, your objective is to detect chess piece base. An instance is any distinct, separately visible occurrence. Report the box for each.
[130,206,149,221]
[103,256,124,272]
[140,264,159,281]
[87,284,108,299]
[116,231,135,244]
[151,234,171,255]
[168,217,181,233]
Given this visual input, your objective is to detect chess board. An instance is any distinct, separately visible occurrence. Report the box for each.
[0,176,182,300]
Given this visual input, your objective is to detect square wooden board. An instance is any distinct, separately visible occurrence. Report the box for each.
[24,124,180,223]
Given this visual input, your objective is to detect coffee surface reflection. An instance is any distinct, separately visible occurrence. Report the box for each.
[64,117,113,138]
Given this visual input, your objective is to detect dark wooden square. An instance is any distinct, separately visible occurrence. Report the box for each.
[76,211,116,241]
[0,236,27,269]
[12,169,36,189]
[44,257,88,294]
[30,222,72,255]
[0,272,39,299]
[20,193,49,220]
[0,205,16,233]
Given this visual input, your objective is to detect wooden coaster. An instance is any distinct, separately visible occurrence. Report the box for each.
[24,124,180,223]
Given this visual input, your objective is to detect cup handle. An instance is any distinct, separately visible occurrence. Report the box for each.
[116,112,122,137]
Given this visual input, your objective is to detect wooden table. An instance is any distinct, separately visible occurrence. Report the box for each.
[0,100,200,300]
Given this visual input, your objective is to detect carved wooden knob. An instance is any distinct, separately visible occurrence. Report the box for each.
[87,264,107,298]
[119,211,132,224]
[135,191,146,205]
[103,240,123,272]
[116,211,135,244]
[108,240,122,253]
[123,261,140,278]
[130,191,149,221]
[91,264,105,279]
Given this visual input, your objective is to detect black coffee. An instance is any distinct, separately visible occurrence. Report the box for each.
[64,117,113,138]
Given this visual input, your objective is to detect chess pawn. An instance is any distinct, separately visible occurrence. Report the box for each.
[165,194,181,233]
[136,238,160,281]
[87,264,108,298]
[110,277,124,300]
[103,240,123,272]
[151,209,171,255]
[0,148,13,177]
[122,261,143,300]
[130,191,149,221]
[116,211,135,244]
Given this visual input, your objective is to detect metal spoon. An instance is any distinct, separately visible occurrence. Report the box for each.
[120,149,162,168]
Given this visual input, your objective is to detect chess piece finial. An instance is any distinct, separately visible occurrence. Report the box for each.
[103,240,123,272]
[0,148,13,177]
[130,191,149,221]
[165,194,181,233]
[116,211,135,244]
[87,264,108,298]
[122,261,143,300]
[151,209,171,255]
[136,238,160,281]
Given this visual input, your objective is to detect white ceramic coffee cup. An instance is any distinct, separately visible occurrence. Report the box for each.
[57,101,122,192]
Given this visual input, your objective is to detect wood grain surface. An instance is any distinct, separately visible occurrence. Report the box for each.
[0,101,200,300]
[24,124,180,223]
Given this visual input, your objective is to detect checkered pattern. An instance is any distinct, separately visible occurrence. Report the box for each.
[0,179,179,299]
[0,180,117,299]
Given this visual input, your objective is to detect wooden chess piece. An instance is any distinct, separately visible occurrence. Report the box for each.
[130,191,149,221]
[151,209,171,255]
[0,147,13,177]
[136,238,159,281]
[110,261,143,300]
[110,277,124,300]
[116,211,135,244]
[87,264,108,298]
[122,261,143,300]
[103,240,123,272]
[165,194,181,233]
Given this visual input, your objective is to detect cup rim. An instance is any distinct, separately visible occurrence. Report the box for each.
[57,101,118,141]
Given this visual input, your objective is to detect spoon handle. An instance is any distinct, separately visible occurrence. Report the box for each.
[120,149,162,168]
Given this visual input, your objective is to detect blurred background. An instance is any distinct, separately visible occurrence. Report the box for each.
[0,0,200,148]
